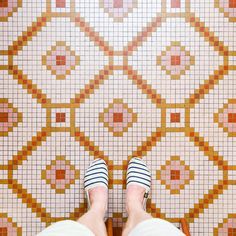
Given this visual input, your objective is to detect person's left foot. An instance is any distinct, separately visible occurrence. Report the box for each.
[84,159,109,215]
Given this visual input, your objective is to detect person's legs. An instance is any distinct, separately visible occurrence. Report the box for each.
[122,158,184,236]
[122,185,152,236]
[77,186,108,236]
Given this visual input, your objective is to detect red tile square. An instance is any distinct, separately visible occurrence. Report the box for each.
[228,227,236,236]
[56,113,66,123]
[0,0,8,8]
[171,55,181,66]
[229,0,236,8]
[171,0,181,8]
[56,55,66,66]
[113,0,123,8]
[56,170,65,180]
[113,113,123,123]
[0,227,8,235]
[170,113,181,123]
[0,112,8,122]
[228,113,236,123]
[56,0,66,8]
[171,170,180,180]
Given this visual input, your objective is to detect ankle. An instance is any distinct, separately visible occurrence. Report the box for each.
[125,185,146,214]
[88,186,107,208]
[90,201,107,215]
[126,199,144,215]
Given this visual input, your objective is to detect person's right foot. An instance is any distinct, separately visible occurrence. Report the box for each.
[126,184,146,214]
[126,157,151,214]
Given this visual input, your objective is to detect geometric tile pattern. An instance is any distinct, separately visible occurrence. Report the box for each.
[42,41,80,80]
[214,99,236,137]
[156,156,194,194]
[0,213,22,235]
[156,41,195,80]
[0,0,236,235]
[99,99,137,137]
[214,214,236,235]
[166,108,186,128]
[41,156,80,194]
[215,0,236,22]
[0,98,23,137]
[0,0,22,22]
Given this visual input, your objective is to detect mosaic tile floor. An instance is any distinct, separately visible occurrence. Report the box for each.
[0,0,236,235]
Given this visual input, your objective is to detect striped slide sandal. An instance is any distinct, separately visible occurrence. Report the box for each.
[126,157,151,210]
[84,158,109,209]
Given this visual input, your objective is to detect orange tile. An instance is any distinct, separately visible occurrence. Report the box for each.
[0,112,8,122]
[228,227,236,236]
[0,0,8,7]
[228,113,236,123]
[113,113,123,122]
[56,170,66,180]
[170,113,181,123]
[171,55,181,66]
[56,55,66,66]
[229,0,236,8]
[170,170,180,180]
[56,113,66,122]
[0,227,7,235]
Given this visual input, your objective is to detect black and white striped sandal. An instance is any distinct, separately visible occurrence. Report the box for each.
[126,157,151,210]
[84,158,108,209]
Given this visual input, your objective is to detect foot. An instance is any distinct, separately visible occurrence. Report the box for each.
[84,159,109,217]
[123,184,152,236]
[126,157,151,213]
[126,184,146,214]
[88,186,108,215]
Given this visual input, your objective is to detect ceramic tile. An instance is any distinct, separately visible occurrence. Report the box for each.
[0,0,235,235]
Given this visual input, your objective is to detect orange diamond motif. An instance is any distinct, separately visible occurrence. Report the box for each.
[41,156,80,194]
[0,98,22,137]
[0,213,21,235]
[157,41,195,80]
[214,215,236,235]
[214,99,236,137]
[156,156,194,194]
[42,41,80,80]
[99,99,137,137]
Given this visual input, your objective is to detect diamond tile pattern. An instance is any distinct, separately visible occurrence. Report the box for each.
[0,0,235,235]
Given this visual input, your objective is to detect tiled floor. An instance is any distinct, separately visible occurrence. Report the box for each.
[0,0,236,235]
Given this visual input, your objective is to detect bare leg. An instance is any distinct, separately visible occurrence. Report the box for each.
[122,185,152,236]
[78,186,108,236]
